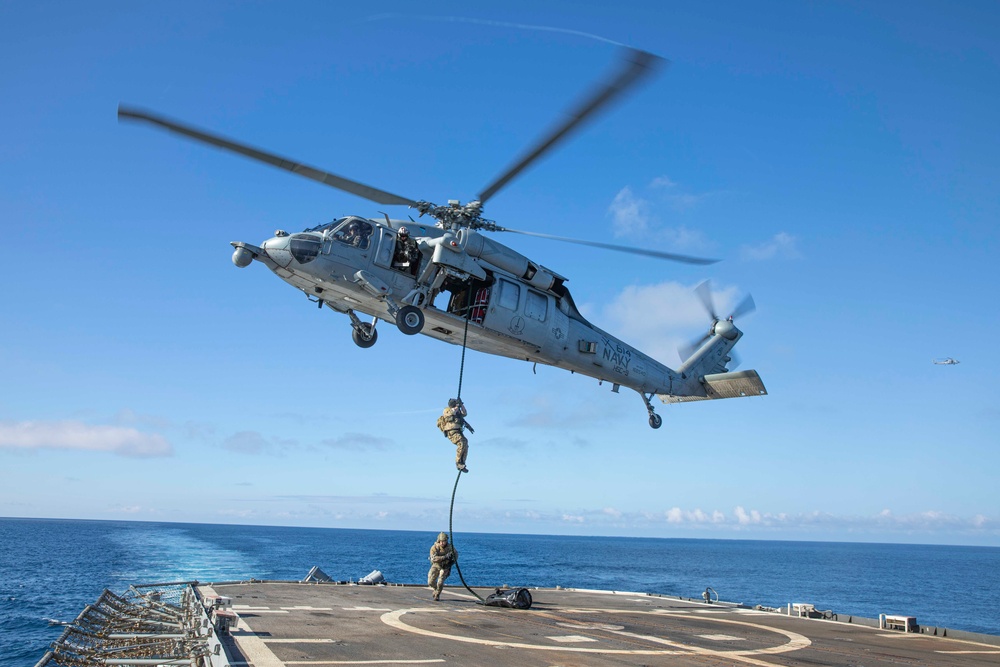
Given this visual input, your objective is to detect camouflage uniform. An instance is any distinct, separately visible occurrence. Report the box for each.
[427,532,457,600]
[442,402,468,471]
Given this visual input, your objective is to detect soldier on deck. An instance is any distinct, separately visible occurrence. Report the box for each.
[438,398,470,472]
[427,532,458,601]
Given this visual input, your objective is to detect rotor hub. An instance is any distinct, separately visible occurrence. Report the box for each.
[713,318,739,340]
[415,199,496,231]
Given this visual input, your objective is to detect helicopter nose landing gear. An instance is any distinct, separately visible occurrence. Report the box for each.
[347,310,378,348]
[396,305,425,335]
[640,392,663,429]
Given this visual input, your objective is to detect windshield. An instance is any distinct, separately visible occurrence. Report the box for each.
[330,217,373,250]
[305,220,340,233]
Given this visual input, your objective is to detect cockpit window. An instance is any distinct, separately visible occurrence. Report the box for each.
[289,233,322,264]
[305,220,339,233]
[331,218,373,250]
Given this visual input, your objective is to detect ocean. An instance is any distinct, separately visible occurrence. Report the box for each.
[1,518,998,666]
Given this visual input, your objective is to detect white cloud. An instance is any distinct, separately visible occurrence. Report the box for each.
[607,182,711,251]
[0,420,172,457]
[740,232,801,261]
[608,186,650,237]
[593,280,745,365]
[735,506,763,525]
[649,175,678,189]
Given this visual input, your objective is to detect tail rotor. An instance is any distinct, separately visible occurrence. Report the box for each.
[679,281,756,362]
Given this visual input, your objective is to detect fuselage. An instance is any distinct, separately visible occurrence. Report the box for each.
[234,216,698,397]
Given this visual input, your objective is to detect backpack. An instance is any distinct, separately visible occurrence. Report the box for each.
[436,414,450,435]
[483,588,532,609]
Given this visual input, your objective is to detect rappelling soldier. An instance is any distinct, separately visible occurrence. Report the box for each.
[437,398,470,472]
[427,532,458,601]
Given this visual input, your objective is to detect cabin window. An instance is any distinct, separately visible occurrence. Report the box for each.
[525,290,547,321]
[497,279,520,310]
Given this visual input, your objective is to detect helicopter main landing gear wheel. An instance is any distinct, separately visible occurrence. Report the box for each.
[640,392,662,429]
[347,309,378,348]
[395,305,425,335]
[352,323,378,348]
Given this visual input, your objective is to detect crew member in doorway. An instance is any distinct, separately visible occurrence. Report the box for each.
[392,226,420,275]
[427,532,457,601]
[437,398,471,472]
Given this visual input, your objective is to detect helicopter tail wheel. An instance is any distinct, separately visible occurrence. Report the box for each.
[396,305,425,335]
[352,323,378,348]
[639,392,662,429]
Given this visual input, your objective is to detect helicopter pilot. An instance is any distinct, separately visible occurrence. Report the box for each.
[338,219,372,249]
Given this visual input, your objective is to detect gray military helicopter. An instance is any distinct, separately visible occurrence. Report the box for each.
[119,49,766,428]
[933,357,960,365]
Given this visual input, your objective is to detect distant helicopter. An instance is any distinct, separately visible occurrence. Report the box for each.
[933,358,960,365]
[119,49,766,428]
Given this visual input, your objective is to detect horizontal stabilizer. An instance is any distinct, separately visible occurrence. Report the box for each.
[659,370,767,404]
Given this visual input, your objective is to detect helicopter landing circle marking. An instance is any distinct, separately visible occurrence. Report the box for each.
[380,607,810,663]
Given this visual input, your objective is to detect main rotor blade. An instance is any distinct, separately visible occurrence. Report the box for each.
[500,228,717,265]
[477,48,665,205]
[118,105,419,207]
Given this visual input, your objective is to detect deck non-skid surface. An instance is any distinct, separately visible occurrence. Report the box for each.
[202,582,1000,666]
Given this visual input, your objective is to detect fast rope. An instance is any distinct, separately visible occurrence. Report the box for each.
[449,468,483,602]
[454,287,474,403]
[447,287,484,602]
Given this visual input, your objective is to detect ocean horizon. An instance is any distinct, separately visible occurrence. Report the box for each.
[2,517,998,666]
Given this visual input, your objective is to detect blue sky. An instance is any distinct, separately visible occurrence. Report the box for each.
[2,1,998,546]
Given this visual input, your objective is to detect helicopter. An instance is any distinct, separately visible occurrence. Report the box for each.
[933,358,960,365]
[118,48,766,429]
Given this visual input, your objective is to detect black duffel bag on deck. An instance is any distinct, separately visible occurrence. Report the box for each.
[483,587,532,609]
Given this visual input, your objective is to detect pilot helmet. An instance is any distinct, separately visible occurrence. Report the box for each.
[398,226,409,238]
[346,221,360,233]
